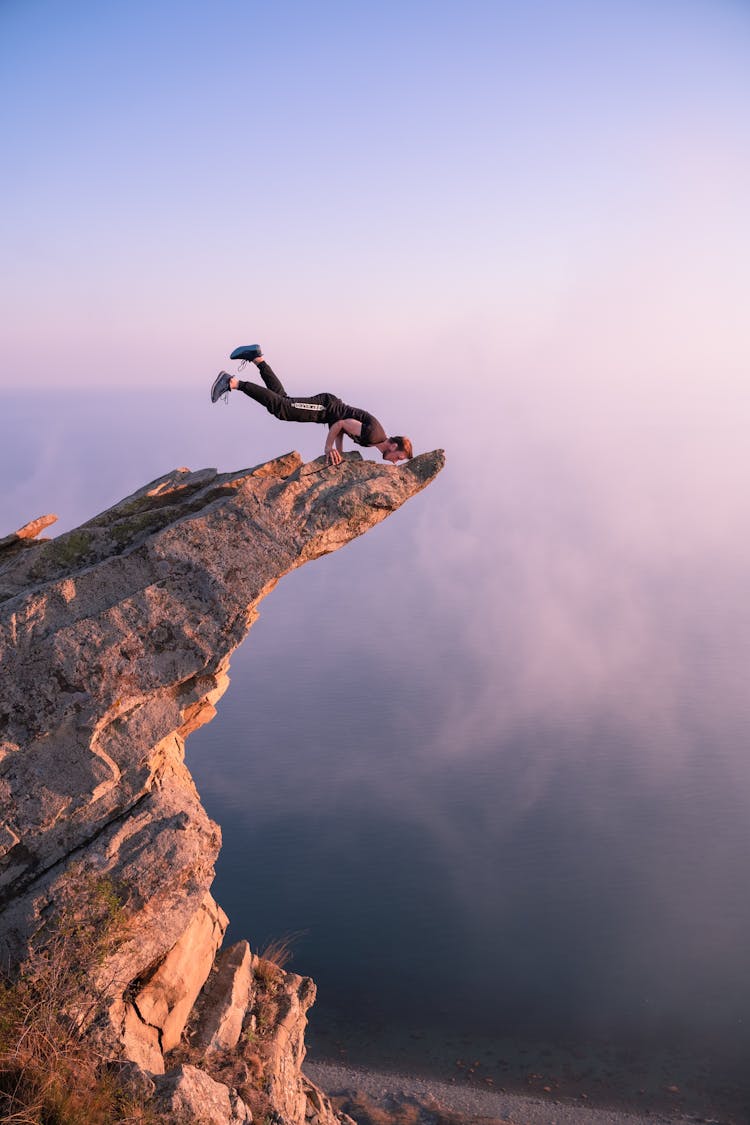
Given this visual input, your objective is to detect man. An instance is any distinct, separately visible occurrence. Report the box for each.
[211,346,413,467]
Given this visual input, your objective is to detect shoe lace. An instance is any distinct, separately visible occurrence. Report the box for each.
[223,359,248,403]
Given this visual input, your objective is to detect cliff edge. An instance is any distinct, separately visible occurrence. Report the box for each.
[0,447,444,1124]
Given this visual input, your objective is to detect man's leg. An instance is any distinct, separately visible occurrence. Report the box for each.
[255,360,286,395]
[234,380,287,417]
[234,384,332,423]
[216,353,335,422]
[228,357,285,396]
[212,351,287,405]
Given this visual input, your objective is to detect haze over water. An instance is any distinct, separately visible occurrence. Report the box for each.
[3,0,750,1118]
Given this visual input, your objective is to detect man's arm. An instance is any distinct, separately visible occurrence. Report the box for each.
[325,419,363,465]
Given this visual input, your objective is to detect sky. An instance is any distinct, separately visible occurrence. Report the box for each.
[1,0,749,413]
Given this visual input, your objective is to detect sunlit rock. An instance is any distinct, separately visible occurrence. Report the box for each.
[192,940,254,1054]
[0,448,444,1123]
[152,1064,252,1124]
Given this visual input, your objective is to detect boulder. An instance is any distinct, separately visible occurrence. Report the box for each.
[259,967,317,1124]
[192,940,254,1054]
[128,891,228,1059]
[0,512,57,553]
[153,1064,251,1124]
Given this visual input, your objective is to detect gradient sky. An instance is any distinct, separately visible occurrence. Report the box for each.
[3,0,750,756]
[2,0,749,411]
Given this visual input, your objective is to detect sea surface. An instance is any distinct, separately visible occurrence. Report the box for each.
[3,389,750,1121]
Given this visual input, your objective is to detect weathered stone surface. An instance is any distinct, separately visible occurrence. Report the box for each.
[0,510,58,549]
[130,890,228,1059]
[121,998,163,1074]
[302,1075,356,1125]
[192,939,254,1054]
[259,966,317,1124]
[0,447,444,1120]
[153,1064,251,1124]
[175,953,346,1125]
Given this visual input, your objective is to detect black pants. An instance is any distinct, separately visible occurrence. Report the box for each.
[237,362,341,424]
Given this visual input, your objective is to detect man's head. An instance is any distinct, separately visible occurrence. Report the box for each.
[382,436,413,464]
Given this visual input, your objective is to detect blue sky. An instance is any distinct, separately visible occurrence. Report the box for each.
[2,0,749,404]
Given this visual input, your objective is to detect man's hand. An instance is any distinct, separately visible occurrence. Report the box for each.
[326,447,343,466]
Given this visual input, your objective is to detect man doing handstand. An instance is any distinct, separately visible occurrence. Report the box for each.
[210,346,412,467]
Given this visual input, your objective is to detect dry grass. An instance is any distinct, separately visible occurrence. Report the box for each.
[257,934,296,970]
[253,933,298,989]
[0,873,167,1125]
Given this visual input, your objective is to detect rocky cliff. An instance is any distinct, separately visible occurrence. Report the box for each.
[0,447,444,1124]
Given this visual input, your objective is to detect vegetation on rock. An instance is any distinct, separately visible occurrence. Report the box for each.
[0,871,166,1124]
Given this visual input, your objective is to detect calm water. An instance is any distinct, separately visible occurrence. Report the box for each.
[187,559,750,1119]
[4,390,750,1119]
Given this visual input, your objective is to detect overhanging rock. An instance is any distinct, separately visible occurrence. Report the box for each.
[0,448,444,1123]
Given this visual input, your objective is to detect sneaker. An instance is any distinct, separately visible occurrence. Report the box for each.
[210,370,232,404]
[230,344,263,363]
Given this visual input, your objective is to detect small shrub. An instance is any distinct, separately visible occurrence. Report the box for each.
[254,934,296,989]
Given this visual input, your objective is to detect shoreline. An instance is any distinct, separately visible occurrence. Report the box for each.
[304,1059,706,1125]
[304,1018,747,1125]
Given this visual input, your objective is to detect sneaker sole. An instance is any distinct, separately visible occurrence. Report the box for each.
[210,372,231,403]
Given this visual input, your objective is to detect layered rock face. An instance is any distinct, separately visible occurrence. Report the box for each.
[0,448,444,1123]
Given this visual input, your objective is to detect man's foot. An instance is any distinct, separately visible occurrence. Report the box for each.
[230,344,263,363]
[210,370,232,403]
